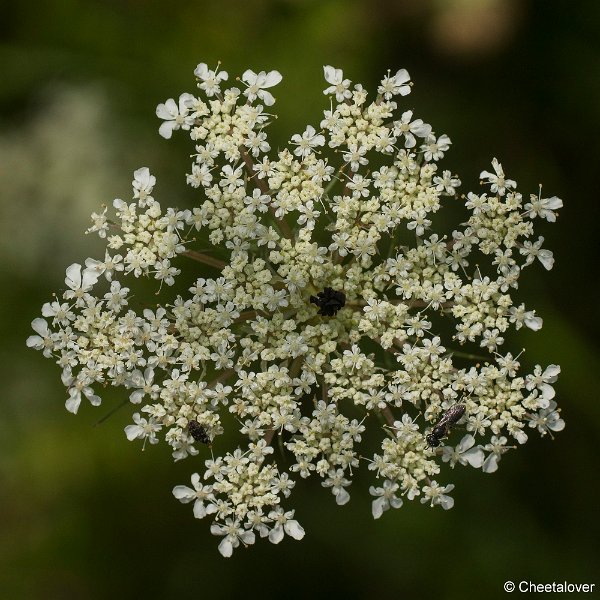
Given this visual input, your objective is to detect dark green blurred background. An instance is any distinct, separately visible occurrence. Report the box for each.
[2,1,599,598]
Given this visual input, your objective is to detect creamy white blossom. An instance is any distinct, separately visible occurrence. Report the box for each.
[28,63,563,556]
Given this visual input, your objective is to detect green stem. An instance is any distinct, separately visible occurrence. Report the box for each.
[183,250,227,269]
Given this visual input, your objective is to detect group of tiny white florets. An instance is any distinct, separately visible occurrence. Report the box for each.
[28,62,564,557]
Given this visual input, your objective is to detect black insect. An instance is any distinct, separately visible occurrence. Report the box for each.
[309,287,346,316]
[426,403,466,447]
[188,420,211,445]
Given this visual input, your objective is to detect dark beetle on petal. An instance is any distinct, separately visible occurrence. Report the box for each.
[188,420,211,445]
[309,287,346,316]
[426,403,466,447]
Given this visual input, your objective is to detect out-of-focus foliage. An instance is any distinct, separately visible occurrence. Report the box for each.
[1,1,599,598]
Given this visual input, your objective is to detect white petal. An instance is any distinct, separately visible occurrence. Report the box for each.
[179,93,195,110]
[268,525,284,544]
[323,65,337,84]
[218,538,234,558]
[193,500,207,519]
[393,68,410,85]
[155,98,177,119]
[525,315,543,331]
[390,496,403,509]
[81,268,100,290]
[372,496,386,519]
[134,167,151,186]
[544,196,563,209]
[194,63,208,78]
[543,364,561,379]
[65,263,82,289]
[242,69,257,84]
[263,70,282,87]
[239,530,255,545]
[440,495,454,510]
[284,520,305,540]
[513,429,528,444]
[159,121,176,140]
[65,392,81,414]
[538,249,554,270]
[124,424,142,440]
[410,122,432,137]
[258,90,276,106]
[172,485,196,502]
[539,383,556,401]
[462,447,485,468]
[87,393,101,407]
[457,434,475,452]
[26,335,43,349]
[482,453,499,473]
[335,488,350,505]
[129,390,144,404]
[537,396,550,410]
[548,417,565,432]
[31,317,49,337]
[403,132,416,148]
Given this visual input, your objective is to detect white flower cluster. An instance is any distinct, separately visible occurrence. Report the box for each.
[28,63,564,556]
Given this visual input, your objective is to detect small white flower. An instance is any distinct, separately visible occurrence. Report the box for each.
[128,367,159,404]
[369,480,403,518]
[421,482,455,510]
[64,263,100,302]
[156,93,196,139]
[480,158,516,196]
[85,250,124,282]
[323,469,351,505]
[241,69,282,106]
[421,134,451,161]
[482,436,510,473]
[525,193,563,222]
[378,68,411,99]
[393,110,431,148]
[441,434,485,468]
[342,143,368,172]
[526,364,561,407]
[267,508,305,544]
[125,412,161,446]
[132,167,156,206]
[194,62,229,97]
[323,65,352,101]
[210,519,256,557]
[520,236,554,270]
[26,318,53,357]
[528,400,565,436]
[172,473,216,519]
[61,369,101,415]
[433,170,461,195]
[103,280,130,312]
[291,125,325,158]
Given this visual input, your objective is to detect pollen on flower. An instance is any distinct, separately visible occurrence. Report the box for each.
[27,61,563,557]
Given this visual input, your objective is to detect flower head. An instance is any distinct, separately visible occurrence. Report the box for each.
[28,63,563,556]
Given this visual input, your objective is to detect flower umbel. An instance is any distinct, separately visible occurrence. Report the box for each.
[28,63,563,556]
